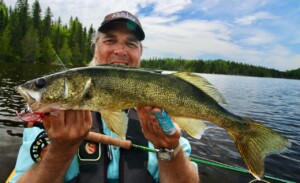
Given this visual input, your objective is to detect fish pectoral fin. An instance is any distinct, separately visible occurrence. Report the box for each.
[71,78,93,102]
[171,116,207,139]
[64,78,69,99]
[100,110,128,139]
[80,78,93,100]
[171,72,226,104]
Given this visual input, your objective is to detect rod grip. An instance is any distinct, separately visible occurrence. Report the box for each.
[86,131,132,149]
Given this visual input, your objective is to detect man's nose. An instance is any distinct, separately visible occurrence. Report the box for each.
[113,44,128,56]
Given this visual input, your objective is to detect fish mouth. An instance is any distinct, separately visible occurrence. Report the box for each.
[16,86,37,105]
[16,86,44,112]
[17,86,67,113]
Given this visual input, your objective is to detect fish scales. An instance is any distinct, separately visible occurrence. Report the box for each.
[76,67,214,118]
[16,65,291,180]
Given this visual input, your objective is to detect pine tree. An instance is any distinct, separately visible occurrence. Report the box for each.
[0,0,8,34]
[9,9,20,56]
[0,25,12,60]
[40,37,55,63]
[9,0,30,56]
[42,7,52,38]
[69,17,84,65]
[32,0,41,34]
[52,17,65,54]
[21,25,40,63]
[1,0,97,65]
[59,38,72,65]
[16,0,30,38]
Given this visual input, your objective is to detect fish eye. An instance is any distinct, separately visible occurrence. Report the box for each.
[35,78,46,89]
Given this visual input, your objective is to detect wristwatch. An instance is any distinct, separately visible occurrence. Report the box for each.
[155,144,181,161]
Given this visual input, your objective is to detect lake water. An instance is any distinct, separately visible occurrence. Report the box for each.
[0,63,299,182]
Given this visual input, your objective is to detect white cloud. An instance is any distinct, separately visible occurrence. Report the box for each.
[142,18,261,62]
[150,0,192,15]
[4,0,300,70]
[235,12,276,26]
[187,0,269,16]
[239,29,276,45]
[263,45,300,70]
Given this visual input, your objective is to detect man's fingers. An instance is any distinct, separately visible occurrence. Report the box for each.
[84,110,92,129]
[43,114,51,130]
[137,107,148,129]
[75,110,84,128]
[50,111,65,132]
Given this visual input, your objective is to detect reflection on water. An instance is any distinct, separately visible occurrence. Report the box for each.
[192,74,300,183]
[0,63,299,182]
[0,63,62,181]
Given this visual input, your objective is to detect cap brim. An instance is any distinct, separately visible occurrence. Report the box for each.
[98,18,145,40]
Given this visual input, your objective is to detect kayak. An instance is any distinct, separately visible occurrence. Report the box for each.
[5,169,15,183]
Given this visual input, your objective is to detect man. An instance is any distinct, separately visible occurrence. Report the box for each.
[11,11,199,183]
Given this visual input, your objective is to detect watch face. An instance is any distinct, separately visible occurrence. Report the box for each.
[157,149,174,161]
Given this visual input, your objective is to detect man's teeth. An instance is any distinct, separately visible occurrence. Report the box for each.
[112,62,127,65]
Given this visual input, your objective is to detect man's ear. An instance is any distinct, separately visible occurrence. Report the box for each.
[140,42,143,54]
[90,42,95,55]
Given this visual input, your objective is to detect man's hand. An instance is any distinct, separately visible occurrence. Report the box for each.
[43,110,92,155]
[137,106,200,183]
[17,110,92,183]
[136,106,180,149]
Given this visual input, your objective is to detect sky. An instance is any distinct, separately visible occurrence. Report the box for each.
[4,0,300,71]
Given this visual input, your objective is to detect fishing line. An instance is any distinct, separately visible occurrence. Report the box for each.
[52,48,68,71]
[16,108,295,183]
[132,143,296,183]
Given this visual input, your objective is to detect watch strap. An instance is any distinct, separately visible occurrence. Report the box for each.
[173,144,182,157]
[155,144,182,160]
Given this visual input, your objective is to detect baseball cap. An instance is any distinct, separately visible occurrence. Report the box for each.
[98,11,145,40]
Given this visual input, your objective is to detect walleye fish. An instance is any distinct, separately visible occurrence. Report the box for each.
[16,65,290,179]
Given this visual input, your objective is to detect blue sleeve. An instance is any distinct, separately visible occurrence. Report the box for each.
[9,127,79,183]
[147,136,198,183]
[180,137,198,171]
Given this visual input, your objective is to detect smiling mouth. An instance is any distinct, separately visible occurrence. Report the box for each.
[111,62,128,65]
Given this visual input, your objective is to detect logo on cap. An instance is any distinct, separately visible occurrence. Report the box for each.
[112,11,137,23]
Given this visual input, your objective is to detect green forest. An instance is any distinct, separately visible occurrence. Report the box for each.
[141,58,300,79]
[1,0,299,79]
[0,0,94,66]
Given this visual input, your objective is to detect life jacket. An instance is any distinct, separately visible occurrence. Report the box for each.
[69,109,156,183]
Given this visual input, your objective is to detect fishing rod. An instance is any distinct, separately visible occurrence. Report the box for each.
[86,132,295,183]
[16,110,295,183]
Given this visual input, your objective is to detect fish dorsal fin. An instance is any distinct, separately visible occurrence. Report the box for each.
[100,110,128,139]
[172,72,226,104]
[170,115,208,139]
[94,64,161,73]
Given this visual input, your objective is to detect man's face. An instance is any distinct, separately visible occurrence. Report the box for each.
[94,22,143,67]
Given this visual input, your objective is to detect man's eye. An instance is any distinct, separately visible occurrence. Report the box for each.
[104,39,114,44]
[127,42,138,48]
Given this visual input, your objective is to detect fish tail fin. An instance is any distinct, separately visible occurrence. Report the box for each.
[228,119,291,180]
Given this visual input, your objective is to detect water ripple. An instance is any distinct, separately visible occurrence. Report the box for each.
[0,66,299,182]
